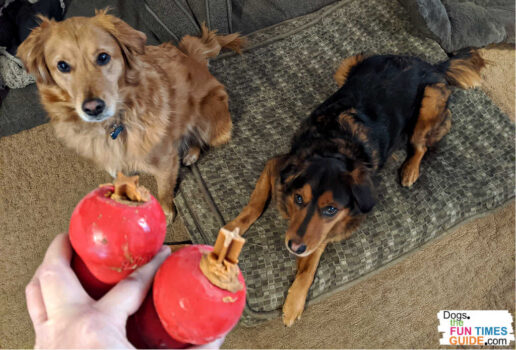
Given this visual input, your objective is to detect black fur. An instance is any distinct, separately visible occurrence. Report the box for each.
[279,53,463,215]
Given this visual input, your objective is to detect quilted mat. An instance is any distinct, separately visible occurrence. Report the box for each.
[174,0,515,325]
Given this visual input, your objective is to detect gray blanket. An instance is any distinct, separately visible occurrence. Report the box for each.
[399,0,515,52]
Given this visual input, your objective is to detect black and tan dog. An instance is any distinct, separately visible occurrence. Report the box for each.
[224,50,485,326]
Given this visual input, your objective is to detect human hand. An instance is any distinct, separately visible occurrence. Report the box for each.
[26,233,227,349]
[25,233,170,348]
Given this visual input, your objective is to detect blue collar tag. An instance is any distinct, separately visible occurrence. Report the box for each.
[110,124,124,140]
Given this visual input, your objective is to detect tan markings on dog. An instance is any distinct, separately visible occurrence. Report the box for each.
[338,112,369,145]
[334,53,365,86]
[325,211,357,242]
[303,208,346,249]
[349,164,368,183]
[332,138,355,159]
[317,191,335,208]
[286,205,308,237]
[402,83,452,187]
[17,11,244,221]
[296,183,313,204]
[280,184,303,219]
[445,50,486,89]
[338,113,358,132]
[285,201,347,255]
[223,157,281,234]
[283,242,327,326]
[371,149,380,170]
[282,195,295,219]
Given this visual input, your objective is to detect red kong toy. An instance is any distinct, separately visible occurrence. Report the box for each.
[68,173,246,347]
[69,173,167,297]
[127,228,246,348]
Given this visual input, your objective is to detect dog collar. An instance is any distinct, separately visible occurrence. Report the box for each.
[110,123,125,140]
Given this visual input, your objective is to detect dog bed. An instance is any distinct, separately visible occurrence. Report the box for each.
[174,0,515,325]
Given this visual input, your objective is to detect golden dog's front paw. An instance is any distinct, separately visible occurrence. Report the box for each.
[182,146,200,166]
[282,291,306,327]
[161,202,177,224]
[401,160,420,187]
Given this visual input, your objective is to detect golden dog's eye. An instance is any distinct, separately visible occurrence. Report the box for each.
[57,61,70,73]
[294,194,303,205]
[322,206,338,217]
[96,53,111,66]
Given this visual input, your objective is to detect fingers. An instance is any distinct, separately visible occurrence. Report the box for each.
[38,233,91,318]
[25,278,47,328]
[25,233,71,327]
[42,233,72,266]
[97,246,171,319]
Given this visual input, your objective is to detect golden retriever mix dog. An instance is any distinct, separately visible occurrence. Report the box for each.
[17,10,244,220]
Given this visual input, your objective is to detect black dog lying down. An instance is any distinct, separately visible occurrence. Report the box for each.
[225,50,485,326]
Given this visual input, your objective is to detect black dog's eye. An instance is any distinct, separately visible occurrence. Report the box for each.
[57,61,70,73]
[96,52,111,66]
[294,194,303,205]
[322,206,338,217]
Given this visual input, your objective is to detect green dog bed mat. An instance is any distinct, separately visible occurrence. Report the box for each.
[174,0,515,325]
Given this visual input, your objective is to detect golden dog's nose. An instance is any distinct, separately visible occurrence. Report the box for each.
[82,98,105,117]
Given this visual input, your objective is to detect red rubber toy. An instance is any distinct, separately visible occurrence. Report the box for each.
[69,173,167,295]
[127,228,246,348]
[68,173,246,347]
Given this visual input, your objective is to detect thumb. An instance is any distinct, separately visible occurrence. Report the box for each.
[96,246,171,319]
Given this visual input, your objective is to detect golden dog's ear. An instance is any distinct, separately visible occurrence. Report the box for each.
[94,9,146,55]
[94,9,146,84]
[17,16,54,85]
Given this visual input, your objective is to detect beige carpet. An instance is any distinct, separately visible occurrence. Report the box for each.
[224,202,515,349]
[0,46,513,348]
[479,45,515,121]
[0,131,189,348]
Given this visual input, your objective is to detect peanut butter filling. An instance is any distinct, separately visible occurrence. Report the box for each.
[102,172,150,204]
[199,227,245,293]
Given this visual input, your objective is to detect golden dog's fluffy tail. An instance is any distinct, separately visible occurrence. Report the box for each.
[179,23,245,64]
[438,49,486,89]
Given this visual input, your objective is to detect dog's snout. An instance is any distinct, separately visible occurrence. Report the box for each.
[287,240,307,255]
[82,98,105,117]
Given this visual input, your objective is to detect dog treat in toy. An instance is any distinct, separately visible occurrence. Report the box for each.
[126,228,246,348]
[69,172,167,296]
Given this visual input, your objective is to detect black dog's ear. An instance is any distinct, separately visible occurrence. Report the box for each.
[347,166,376,213]
[279,155,300,185]
[351,181,375,213]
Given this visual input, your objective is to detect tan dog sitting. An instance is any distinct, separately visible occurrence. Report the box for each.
[17,10,244,221]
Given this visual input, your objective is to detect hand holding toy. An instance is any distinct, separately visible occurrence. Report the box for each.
[68,174,246,348]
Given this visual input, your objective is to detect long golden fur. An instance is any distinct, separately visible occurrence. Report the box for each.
[17,10,244,219]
